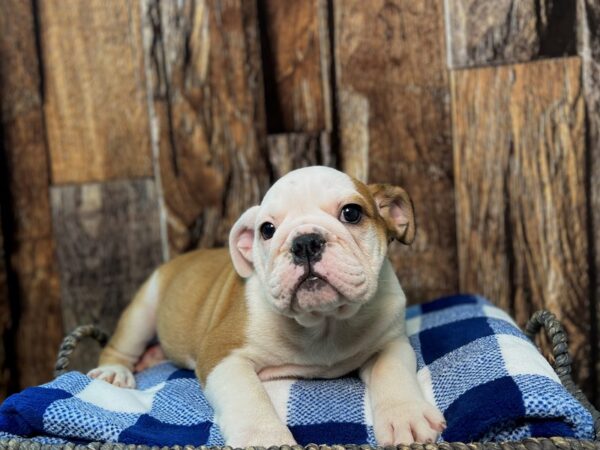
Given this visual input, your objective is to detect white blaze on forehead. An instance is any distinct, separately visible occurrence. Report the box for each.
[261,167,358,214]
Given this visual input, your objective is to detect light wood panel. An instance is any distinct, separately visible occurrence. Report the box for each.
[452,57,590,394]
[335,0,457,303]
[142,0,270,256]
[258,0,331,133]
[40,0,152,183]
[0,0,63,391]
[445,0,577,68]
[268,132,333,179]
[51,179,163,371]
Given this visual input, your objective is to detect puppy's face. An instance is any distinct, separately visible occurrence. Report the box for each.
[229,167,414,326]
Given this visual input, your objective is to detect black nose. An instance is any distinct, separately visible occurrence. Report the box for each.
[291,233,326,264]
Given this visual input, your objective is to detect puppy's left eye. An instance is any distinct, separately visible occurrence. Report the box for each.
[339,204,362,224]
[260,222,276,240]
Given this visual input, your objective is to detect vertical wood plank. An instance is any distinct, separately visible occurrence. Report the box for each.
[445,0,577,68]
[0,213,11,399]
[258,0,332,133]
[142,0,270,256]
[578,0,600,405]
[335,0,457,303]
[452,57,591,395]
[267,132,333,179]
[0,0,63,390]
[51,179,163,371]
[40,0,152,183]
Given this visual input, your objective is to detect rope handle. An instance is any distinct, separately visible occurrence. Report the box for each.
[54,324,108,377]
[525,310,600,440]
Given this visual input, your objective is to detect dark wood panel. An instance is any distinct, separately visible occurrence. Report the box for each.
[258,0,331,133]
[451,57,591,395]
[51,179,163,372]
[142,0,270,256]
[12,239,62,389]
[335,0,457,303]
[0,213,11,400]
[40,0,152,183]
[578,0,600,406]
[268,132,333,179]
[0,0,63,390]
[445,0,577,68]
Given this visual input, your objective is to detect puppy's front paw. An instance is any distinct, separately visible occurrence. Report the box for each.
[88,364,136,389]
[226,426,297,447]
[373,400,445,445]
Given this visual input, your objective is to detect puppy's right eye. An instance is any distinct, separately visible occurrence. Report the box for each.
[260,222,276,240]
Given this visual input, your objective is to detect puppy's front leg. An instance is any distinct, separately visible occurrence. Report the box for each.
[361,338,445,445]
[202,354,297,447]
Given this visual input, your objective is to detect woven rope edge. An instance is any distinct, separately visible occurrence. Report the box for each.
[525,310,600,440]
[54,325,108,377]
[1,437,599,450]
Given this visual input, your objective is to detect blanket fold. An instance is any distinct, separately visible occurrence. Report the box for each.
[0,295,594,445]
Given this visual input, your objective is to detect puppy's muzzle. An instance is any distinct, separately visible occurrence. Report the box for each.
[291,233,326,265]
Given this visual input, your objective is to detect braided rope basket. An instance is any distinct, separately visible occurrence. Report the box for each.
[1,310,599,450]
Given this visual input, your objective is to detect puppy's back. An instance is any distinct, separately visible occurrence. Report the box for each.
[155,248,248,382]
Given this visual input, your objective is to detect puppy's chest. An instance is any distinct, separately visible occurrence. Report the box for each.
[252,317,395,380]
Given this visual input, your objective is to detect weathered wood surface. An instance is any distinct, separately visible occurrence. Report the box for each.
[268,132,333,179]
[0,0,63,390]
[142,0,270,257]
[258,0,331,133]
[452,57,591,394]
[40,0,152,184]
[335,0,457,303]
[578,0,600,405]
[0,214,11,400]
[51,179,163,372]
[445,0,577,68]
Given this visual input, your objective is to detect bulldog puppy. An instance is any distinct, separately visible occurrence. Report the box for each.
[88,166,445,447]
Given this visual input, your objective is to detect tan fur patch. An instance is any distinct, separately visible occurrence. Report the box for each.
[154,248,248,386]
[365,183,416,244]
[350,177,389,242]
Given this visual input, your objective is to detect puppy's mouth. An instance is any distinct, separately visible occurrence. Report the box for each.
[294,270,329,293]
[290,269,342,314]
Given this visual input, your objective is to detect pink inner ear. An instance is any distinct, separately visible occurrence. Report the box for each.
[237,230,254,261]
[389,200,409,225]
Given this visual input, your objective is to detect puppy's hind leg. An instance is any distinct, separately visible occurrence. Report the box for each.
[88,271,161,388]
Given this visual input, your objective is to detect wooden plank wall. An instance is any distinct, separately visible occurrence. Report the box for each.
[0,0,63,392]
[0,0,597,407]
[579,0,600,404]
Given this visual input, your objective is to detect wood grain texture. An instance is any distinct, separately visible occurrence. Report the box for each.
[51,179,163,371]
[578,0,600,405]
[40,0,152,184]
[335,0,457,303]
[451,57,591,395]
[11,239,62,388]
[258,0,331,133]
[268,132,333,179]
[142,0,270,257]
[0,215,11,399]
[0,0,63,390]
[445,0,577,68]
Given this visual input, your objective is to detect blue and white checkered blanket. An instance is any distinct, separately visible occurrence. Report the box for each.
[0,295,594,446]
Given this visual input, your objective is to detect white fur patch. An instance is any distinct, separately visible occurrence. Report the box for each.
[417,366,436,405]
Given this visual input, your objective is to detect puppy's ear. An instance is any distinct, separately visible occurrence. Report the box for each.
[368,184,416,245]
[229,206,260,277]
